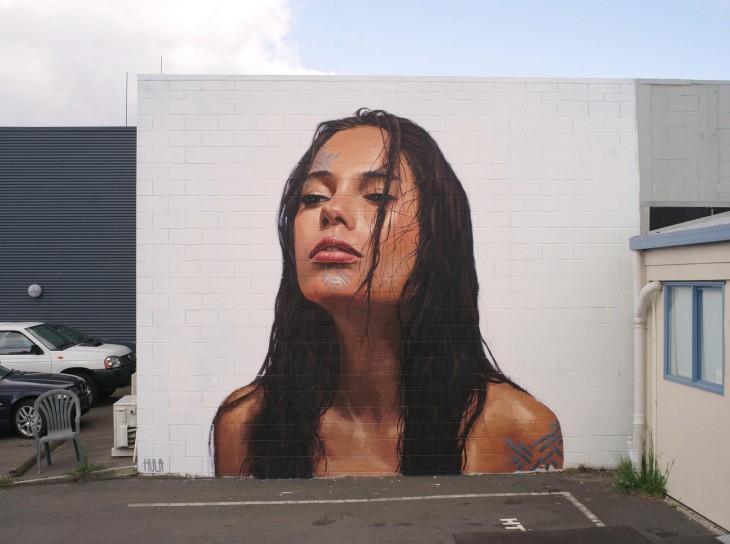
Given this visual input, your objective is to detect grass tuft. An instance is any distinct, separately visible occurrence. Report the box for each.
[67,445,106,479]
[614,442,672,497]
[0,476,13,490]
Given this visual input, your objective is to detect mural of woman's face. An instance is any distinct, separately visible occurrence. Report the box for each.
[294,126,419,312]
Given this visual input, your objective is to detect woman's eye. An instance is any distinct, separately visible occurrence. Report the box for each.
[364,193,395,204]
[300,194,328,207]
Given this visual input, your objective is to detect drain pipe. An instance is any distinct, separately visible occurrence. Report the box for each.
[630,250,662,466]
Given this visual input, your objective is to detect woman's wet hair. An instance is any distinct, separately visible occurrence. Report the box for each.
[214,109,520,477]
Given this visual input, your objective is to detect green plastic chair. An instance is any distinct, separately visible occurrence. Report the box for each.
[33,389,82,473]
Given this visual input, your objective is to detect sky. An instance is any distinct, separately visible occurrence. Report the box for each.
[0,0,728,126]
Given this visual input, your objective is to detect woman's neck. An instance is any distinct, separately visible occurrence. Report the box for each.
[328,308,401,423]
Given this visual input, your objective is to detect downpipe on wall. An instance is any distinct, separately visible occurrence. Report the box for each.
[630,250,662,466]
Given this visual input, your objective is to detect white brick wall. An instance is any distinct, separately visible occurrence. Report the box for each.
[137,75,640,476]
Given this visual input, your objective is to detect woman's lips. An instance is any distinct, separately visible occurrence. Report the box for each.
[310,237,362,264]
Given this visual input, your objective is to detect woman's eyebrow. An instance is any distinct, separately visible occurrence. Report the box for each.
[305,168,401,184]
[362,167,401,181]
[304,169,331,181]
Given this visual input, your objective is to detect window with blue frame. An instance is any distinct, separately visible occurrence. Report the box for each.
[665,282,724,394]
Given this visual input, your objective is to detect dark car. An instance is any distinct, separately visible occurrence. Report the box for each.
[0,364,92,438]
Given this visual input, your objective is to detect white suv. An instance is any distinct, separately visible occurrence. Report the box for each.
[0,322,136,404]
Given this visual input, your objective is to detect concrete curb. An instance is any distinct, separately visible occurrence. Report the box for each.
[664,497,728,537]
[78,465,138,483]
[8,440,65,477]
[7,465,137,487]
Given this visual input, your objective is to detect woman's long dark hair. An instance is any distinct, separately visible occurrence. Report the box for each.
[214,109,520,477]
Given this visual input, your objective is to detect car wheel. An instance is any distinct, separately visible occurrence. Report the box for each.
[99,387,116,399]
[13,399,45,439]
[66,371,100,406]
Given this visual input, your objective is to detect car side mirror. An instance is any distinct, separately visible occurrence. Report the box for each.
[31,344,44,355]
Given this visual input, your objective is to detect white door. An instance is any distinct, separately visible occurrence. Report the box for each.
[0,330,53,373]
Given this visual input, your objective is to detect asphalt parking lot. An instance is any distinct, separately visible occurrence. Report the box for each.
[1,389,727,543]
[1,470,727,544]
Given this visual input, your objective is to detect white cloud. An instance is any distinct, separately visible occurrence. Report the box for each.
[0,0,320,125]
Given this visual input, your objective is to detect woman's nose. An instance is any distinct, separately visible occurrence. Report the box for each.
[320,194,355,229]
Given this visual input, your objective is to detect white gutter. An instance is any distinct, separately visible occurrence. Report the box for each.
[630,250,662,466]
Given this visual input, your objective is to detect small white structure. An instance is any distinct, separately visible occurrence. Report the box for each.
[111,394,137,458]
[631,212,730,531]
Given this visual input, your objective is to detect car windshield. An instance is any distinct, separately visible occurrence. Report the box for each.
[50,323,93,343]
[0,365,10,379]
[27,324,77,350]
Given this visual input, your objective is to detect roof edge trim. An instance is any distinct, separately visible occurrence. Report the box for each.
[630,224,730,250]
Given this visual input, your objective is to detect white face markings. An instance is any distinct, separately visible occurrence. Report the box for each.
[321,265,350,292]
[310,144,341,172]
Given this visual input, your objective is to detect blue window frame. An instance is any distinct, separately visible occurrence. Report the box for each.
[664,282,724,394]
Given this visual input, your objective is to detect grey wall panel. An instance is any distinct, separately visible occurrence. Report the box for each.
[638,82,730,205]
[0,127,136,345]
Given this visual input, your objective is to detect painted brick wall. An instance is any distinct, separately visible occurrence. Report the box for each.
[638,81,730,207]
[136,76,640,476]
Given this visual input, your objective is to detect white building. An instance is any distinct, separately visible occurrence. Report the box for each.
[631,213,730,530]
[135,76,729,527]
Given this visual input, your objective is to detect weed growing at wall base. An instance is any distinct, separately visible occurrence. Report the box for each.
[614,444,672,497]
[67,445,106,480]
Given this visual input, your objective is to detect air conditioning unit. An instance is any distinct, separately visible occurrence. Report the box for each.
[111,394,137,457]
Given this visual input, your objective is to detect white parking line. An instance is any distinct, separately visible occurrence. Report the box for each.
[561,491,606,528]
[128,491,605,527]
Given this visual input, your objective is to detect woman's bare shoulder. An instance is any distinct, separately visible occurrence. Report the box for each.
[485,382,559,425]
[213,383,264,477]
[216,383,263,422]
[465,382,563,474]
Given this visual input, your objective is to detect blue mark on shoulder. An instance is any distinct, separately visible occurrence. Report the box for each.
[505,420,563,471]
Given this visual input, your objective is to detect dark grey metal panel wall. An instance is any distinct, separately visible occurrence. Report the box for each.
[0,127,135,345]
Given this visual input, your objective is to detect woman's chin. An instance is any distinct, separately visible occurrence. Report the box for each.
[302,288,363,309]
[303,289,402,315]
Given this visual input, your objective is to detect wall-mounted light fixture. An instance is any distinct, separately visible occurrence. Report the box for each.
[28,284,43,298]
